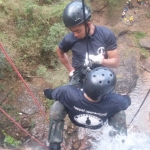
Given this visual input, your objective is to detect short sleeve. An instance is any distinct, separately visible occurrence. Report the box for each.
[105,31,117,51]
[117,94,131,110]
[58,33,78,53]
[59,37,71,53]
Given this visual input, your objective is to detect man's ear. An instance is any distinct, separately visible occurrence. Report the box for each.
[87,22,91,27]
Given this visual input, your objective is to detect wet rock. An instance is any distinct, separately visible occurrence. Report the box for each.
[78,138,93,150]
[17,82,46,115]
[117,30,129,38]
[139,38,150,49]
[72,140,81,149]
[140,57,150,71]
[21,117,31,128]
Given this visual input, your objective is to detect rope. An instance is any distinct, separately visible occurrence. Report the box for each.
[82,0,90,67]
[0,107,49,150]
[0,43,48,122]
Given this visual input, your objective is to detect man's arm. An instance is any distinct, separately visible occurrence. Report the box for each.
[89,49,119,68]
[102,49,119,68]
[56,47,74,74]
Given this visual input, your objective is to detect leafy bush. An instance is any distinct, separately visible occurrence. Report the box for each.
[42,23,67,52]
[0,0,69,74]
[140,48,149,59]
[36,65,48,77]
[44,98,55,110]
[41,0,62,5]
[134,31,147,39]
[3,131,21,147]
[145,12,150,18]
[0,52,11,79]
[100,0,125,17]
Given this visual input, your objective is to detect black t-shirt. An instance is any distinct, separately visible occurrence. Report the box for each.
[51,85,131,129]
[59,26,117,68]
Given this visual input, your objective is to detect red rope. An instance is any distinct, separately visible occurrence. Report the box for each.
[0,107,49,150]
[0,43,48,122]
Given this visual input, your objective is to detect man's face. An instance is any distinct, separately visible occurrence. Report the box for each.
[69,23,87,39]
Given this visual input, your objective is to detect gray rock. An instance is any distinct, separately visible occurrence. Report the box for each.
[139,38,150,49]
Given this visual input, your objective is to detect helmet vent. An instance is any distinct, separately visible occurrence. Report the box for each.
[108,81,111,84]
[93,75,96,77]
[102,74,104,76]
[110,74,112,77]
[99,81,102,84]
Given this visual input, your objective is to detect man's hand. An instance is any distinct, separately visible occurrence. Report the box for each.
[89,54,104,64]
[44,88,53,99]
[49,143,61,150]
[69,69,75,81]
[69,70,75,77]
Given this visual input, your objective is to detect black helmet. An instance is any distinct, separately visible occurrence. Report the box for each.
[63,1,91,28]
[83,67,116,101]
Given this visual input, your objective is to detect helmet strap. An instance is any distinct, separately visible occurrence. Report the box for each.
[82,0,91,68]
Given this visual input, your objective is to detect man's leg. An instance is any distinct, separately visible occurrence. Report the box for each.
[108,111,127,136]
[48,101,67,150]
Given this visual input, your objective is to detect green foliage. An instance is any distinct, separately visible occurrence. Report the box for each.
[42,23,67,52]
[44,98,55,110]
[36,65,48,77]
[2,131,21,147]
[140,48,149,59]
[2,104,14,112]
[100,0,125,17]
[0,0,70,75]
[0,52,11,79]
[39,0,63,5]
[0,53,6,78]
[145,12,150,18]
[134,31,147,39]
[0,83,5,91]
[103,0,124,5]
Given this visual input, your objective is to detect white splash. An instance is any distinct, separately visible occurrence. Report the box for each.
[78,125,150,150]
[94,127,150,150]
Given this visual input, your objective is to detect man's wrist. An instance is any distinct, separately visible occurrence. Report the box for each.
[99,57,104,64]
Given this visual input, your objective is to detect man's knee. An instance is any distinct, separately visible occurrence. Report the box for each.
[48,101,67,144]
[50,101,67,121]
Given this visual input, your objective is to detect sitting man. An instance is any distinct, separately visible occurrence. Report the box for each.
[44,67,131,150]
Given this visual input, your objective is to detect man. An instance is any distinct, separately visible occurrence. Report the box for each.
[56,1,119,87]
[44,67,131,150]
